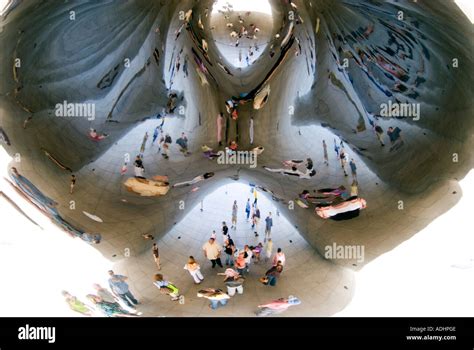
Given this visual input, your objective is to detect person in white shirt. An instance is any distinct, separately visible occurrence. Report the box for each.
[272,248,286,267]
[202,238,223,268]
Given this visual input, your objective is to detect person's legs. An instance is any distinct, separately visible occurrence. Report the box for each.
[216,258,223,267]
[196,269,204,281]
[124,290,138,305]
[225,254,232,266]
[118,293,135,307]
[227,286,236,296]
[268,276,277,286]
[154,256,161,270]
[210,300,218,309]
[211,259,217,268]
[190,270,201,283]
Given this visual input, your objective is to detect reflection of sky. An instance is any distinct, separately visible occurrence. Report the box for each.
[212,0,272,15]
[211,0,272,68]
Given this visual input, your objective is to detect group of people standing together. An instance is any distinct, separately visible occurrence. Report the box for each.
[147,197,294,313]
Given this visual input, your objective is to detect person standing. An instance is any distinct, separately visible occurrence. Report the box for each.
[176,132,189,155]
[139,132,149,156]
[223,237,235,266]
[152,126,160,144]
[322,140,329,165]
[202,238,223,268]
[160,133,172,159]
[62,291,93,316]
[70,174,76,194]
[134,155,145,178]
[245,198,251,221]
[374,124,385,146]
[152,243,161,270]
[349,158,357,181]
[249,117,254,145]
[340,149,348,176]
[252,206,261,236]
[108,270,139,308]
[243,245,253,273]
[221,221,229,239]
[231,200,238,229]
[264,212,273,242]
[334,138,339,157]
[92,284,119,305]
[184,256,204,284]
[272,248,286,267]
[217,112,224,146]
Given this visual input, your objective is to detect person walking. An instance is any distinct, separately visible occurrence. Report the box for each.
[349,158,357,181]
[108,270,139,308]
[264,212,273,242]
[322,140,329,165]
[231,200,238,229]
[272,248,286,267]
[184,256,204,284]
[152,243,161,270]
[217,112,224,146]
[245,198,251,221]
[223,237,235,266]
[202,238,223,268]
[70,174,76,194]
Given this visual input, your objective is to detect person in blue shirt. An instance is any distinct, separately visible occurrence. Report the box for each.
[349,159,357,181]
[108,270,139,308]
[264,212,273,242]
